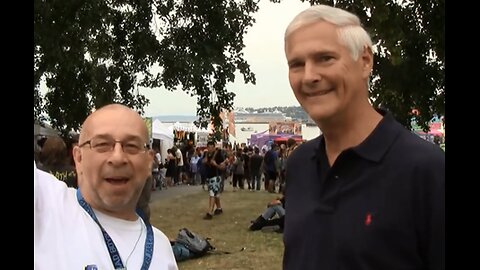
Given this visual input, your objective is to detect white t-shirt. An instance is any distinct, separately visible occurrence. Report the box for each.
[155,152,162,165]
[153,152,162,173]
[34,162,178,270]
[175,149,184,166]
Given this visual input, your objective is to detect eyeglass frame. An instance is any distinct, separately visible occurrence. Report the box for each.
[78,136,149,155]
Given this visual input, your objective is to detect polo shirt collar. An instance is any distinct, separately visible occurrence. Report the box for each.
[352,109,403,162]
[309,109,403,163]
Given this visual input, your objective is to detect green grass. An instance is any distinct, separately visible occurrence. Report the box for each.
[150,187,284,270]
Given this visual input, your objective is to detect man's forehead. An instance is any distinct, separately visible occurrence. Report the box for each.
[80,106,147,140]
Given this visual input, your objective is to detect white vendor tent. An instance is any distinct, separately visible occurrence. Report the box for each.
[152,119,174,162]
[152,119,174,141]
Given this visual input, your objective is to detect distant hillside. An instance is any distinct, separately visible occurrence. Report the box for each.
[240,106,311,123]
[152,106,312,123]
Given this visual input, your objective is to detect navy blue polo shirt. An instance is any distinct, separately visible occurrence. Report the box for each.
[283,110,445,270]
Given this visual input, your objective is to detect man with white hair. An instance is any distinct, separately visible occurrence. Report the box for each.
[282,5,444,270]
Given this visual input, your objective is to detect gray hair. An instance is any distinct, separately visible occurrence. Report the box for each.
[285,5,372,61]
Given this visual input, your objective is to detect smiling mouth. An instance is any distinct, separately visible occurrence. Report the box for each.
[305,88,333,97]
[105,177,129,184]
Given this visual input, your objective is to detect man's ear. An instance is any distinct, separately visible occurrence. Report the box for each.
[73,146,82,163]
[360,45,373,79]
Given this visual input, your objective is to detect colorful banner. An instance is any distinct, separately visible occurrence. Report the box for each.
[143,117,152,139]
[219,110,236,138]
[227,111,236,138]
[269,122,302,135]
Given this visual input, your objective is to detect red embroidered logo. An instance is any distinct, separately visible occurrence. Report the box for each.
[365,212,373,226]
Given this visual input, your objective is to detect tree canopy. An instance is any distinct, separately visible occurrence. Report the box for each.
[34,0,444,137]
[34,0,258,137]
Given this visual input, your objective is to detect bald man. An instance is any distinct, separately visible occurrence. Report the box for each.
[34,104,178,270]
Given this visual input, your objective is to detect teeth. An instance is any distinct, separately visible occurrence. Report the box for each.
[315,90,330,95]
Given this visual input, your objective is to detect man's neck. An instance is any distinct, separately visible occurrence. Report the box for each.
[320,106,382,166]
[94,207,139,221]
[82,192,139,221]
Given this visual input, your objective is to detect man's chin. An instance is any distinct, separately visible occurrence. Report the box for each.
[304,106,334,123]
[101,194,133,209]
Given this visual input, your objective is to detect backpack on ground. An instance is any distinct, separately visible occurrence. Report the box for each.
[171,241,193,262]
[175,228,214,257]
[172,228,233,262]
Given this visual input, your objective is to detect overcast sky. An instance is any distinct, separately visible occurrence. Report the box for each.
[140,1,311,117]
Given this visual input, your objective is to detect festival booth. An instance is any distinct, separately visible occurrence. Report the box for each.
[151,119,174,163]
[248,130,269,148]
[269,121,303,146]
[273,135,303,144]
[248,130,302,149]
[172,122,199,146]
[249,121,303,148]
[196,127,211,148]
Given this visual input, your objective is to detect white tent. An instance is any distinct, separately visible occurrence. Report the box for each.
[34,123,60,137]
[152,119,174,162]
[152,119,174,141]
[173,121,198,132]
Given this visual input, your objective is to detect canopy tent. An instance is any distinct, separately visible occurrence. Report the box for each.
[248,130,270,148]
[34,123,61,156]
[248,130,302,149]
[251,129,268,138]
[152,120,174,162]
[173,121,198,132]
[34,123,60,137]
[273,135,303,144]
[195,126,212,147]
[152,119,174,141]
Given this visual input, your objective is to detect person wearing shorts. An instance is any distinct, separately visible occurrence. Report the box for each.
[202,141,227,219]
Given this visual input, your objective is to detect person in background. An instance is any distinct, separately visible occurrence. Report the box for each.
[280,138,298,193]
[242,146,252,190]
[202,141,228,219]
[282,5,444,270]
[249,147,264,191]
[136,175,153,223]
[189,147,201,185]
[34,104,178,269]
[136,146,154,222]
[197,149,208,190]
[38,136,77,188]
[284,138,298,160]
[231,149,244,191]
[249,192,285,233]
[263,144,278,193]
[165,148,176,187]
[172,145,184,185]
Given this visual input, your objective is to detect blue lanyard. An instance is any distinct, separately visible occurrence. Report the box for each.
[76,189,154,270]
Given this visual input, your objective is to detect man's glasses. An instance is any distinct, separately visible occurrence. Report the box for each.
[78,137,148,155]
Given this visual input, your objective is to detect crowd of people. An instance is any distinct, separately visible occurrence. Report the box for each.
[34,4,444,270]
